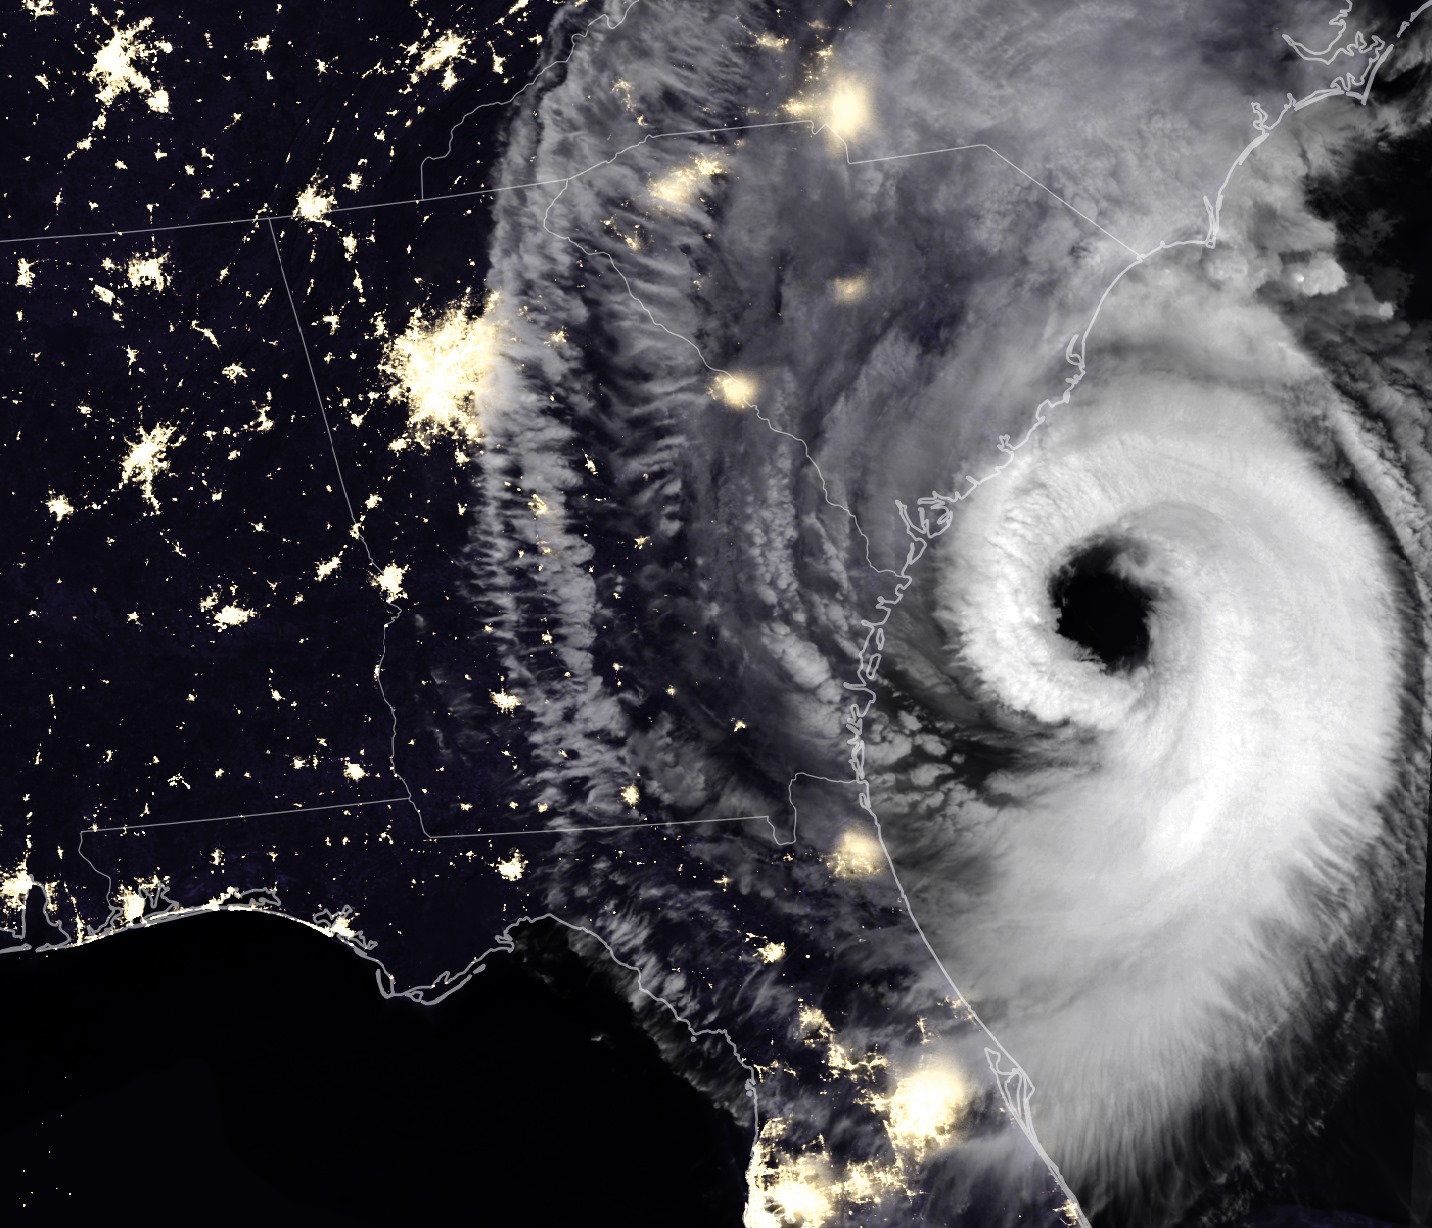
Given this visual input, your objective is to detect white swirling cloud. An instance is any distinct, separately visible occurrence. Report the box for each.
[450,0,1432,1220]
[926,361,1407,1191]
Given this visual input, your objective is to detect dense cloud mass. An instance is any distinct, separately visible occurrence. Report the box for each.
[442,0,1432,1223]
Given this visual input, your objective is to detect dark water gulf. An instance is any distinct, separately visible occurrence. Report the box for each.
[0,909,749,1226]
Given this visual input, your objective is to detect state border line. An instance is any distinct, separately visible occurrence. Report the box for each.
[1,120,1134,253]
[429,814,772,839]
[83,802,770,839]
[266,218,434,838]
[85,795,411,833]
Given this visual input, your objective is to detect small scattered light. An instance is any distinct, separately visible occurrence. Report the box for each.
[490,690,522,714]
[381,293,503,447]
[648,154,725,208]
[119,422,180,509]
[373,563,407,601]
[713,372,757,408]
[787,74,873,143]
[212,604,254,630]
[295,180,335,221]
[872,1066,973,1162]
[830,829,883,877]
[495,850,527,881]
[126,252,170,290]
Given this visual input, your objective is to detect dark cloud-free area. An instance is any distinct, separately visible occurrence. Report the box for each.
[0,909,749,1225]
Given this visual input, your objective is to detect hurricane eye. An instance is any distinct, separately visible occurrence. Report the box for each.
[1048,542,1154,673]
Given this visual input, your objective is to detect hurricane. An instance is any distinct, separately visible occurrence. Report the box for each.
[423,0,1432,1221]
[881,303,1427,1217]
[10,0,1429,1224]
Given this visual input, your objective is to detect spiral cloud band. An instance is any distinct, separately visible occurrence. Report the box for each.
[410,0,1432,1222]
[913,364,1410,1200]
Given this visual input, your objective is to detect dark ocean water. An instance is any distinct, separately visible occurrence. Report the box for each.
[0,909,749,1226]
[0,892,1421,1227]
